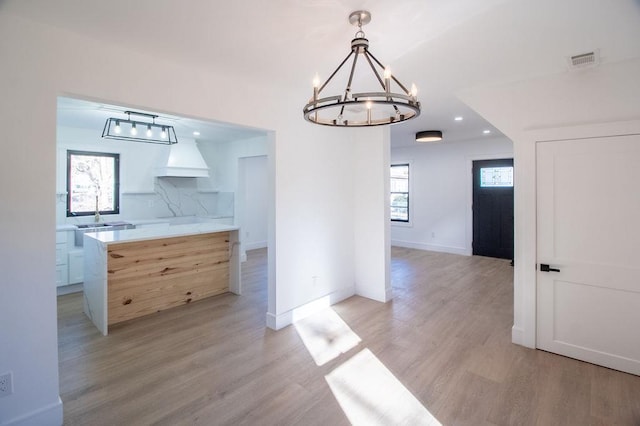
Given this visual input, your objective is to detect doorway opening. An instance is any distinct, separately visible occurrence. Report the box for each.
[472,158,514,260]
[55,95,274,325]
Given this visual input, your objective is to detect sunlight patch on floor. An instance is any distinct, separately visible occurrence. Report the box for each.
[326,348,442,426]
[293,308,362,366]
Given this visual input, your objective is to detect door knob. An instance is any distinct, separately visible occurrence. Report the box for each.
[540,263,560,272]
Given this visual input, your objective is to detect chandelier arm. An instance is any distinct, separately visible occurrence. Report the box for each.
[343,49,360,101]
[362,51,386,90]
[366,50,411,95]
[319,50,355,94]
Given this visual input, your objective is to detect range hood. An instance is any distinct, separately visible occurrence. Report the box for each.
[155,138,209,178]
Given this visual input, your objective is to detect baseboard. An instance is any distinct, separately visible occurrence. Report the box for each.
[244,241,267,251]
[3,396,63,426]
[265,286,355,330]
[511,325,524,346]
[391,239,470,256]
[385,286,393,303]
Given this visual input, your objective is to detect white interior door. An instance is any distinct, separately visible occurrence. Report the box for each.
[536,134,640,376]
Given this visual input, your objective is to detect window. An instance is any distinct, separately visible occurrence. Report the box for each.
[390,163,409,222]
[480,166,513,187]
[67,150,120,217]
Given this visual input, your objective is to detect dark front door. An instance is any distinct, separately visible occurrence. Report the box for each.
[472,158,514,259]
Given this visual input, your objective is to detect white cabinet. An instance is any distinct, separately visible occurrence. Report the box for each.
[56,231,69,287]
[68,250,84,284]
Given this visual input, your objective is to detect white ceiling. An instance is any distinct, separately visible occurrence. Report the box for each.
[56,97,266,143]
[3,0,640,147]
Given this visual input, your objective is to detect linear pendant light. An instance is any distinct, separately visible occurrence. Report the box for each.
[102,111,178,144]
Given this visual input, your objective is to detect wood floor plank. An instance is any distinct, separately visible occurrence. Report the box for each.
[57,247,640,425]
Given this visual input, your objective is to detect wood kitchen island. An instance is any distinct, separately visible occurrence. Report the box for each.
[83,223,240,335]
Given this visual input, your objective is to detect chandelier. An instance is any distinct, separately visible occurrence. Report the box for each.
[303,10,421,127]
[102,111,178,145]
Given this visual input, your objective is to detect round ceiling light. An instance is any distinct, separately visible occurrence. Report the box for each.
[416,130,443,142]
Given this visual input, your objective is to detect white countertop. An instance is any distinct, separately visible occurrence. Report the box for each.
[85,222,239,245]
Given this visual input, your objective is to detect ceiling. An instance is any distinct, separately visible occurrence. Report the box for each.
[56,97,266,144]
[3,0,640,147]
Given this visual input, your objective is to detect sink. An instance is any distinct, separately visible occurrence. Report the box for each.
[74,222,135,246]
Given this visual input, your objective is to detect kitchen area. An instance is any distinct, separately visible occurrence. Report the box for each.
[55,97,269,332]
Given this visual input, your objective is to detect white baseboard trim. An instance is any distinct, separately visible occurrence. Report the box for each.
[511,325,524,346]
[4,396,63,426]
[391,239,470,256]
[265,286,355,330]
[244,241,267,251]
[385,286,393,303]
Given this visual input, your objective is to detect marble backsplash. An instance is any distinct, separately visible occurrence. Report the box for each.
[57,177,233,225]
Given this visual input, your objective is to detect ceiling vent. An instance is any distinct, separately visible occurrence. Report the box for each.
[568,50,600,69]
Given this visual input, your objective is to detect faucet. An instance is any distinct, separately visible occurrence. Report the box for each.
[94,195,101,223]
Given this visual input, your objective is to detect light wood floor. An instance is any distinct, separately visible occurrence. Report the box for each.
[57,247,640,425]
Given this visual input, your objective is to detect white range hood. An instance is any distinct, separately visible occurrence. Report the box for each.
[155,138,209,178]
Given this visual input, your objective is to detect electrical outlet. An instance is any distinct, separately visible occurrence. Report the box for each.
[0,372,13,397]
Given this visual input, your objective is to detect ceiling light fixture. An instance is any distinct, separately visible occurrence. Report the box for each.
[193,131,200,136]
[416,130,443,142]
[102,111,178,144]
[454,116,463,121]
[303,10,420,127]
[483,129,491,134]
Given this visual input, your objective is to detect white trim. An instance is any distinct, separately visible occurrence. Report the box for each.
[391,239,469,256]
[265,286,355,330]
[511,325,524,345]
[516,119,640,350]
[244,241,267,251]
[3,397,63,426]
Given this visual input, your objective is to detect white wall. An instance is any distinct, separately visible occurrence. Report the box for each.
[0,13,389,425]
[460,57,640,348]
[198,136,268,192]
[390,136,513,255]
[238,156,269,251]
[354,127,392,302]
[56,126,241,223]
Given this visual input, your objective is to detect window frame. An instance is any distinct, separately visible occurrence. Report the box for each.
[66,150,120,217]
[390,163,411,223]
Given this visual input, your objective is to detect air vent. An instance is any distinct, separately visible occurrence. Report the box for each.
[568,50,599,69]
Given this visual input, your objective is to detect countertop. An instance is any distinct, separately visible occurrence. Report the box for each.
[57,215,234,231]
[84,222,239,245]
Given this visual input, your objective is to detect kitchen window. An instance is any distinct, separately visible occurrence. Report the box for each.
[390,163,410,222]
[67,150,120,217]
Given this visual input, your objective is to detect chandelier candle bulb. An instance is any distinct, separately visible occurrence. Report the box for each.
[313,74,320,101]
[384,66,391,93]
